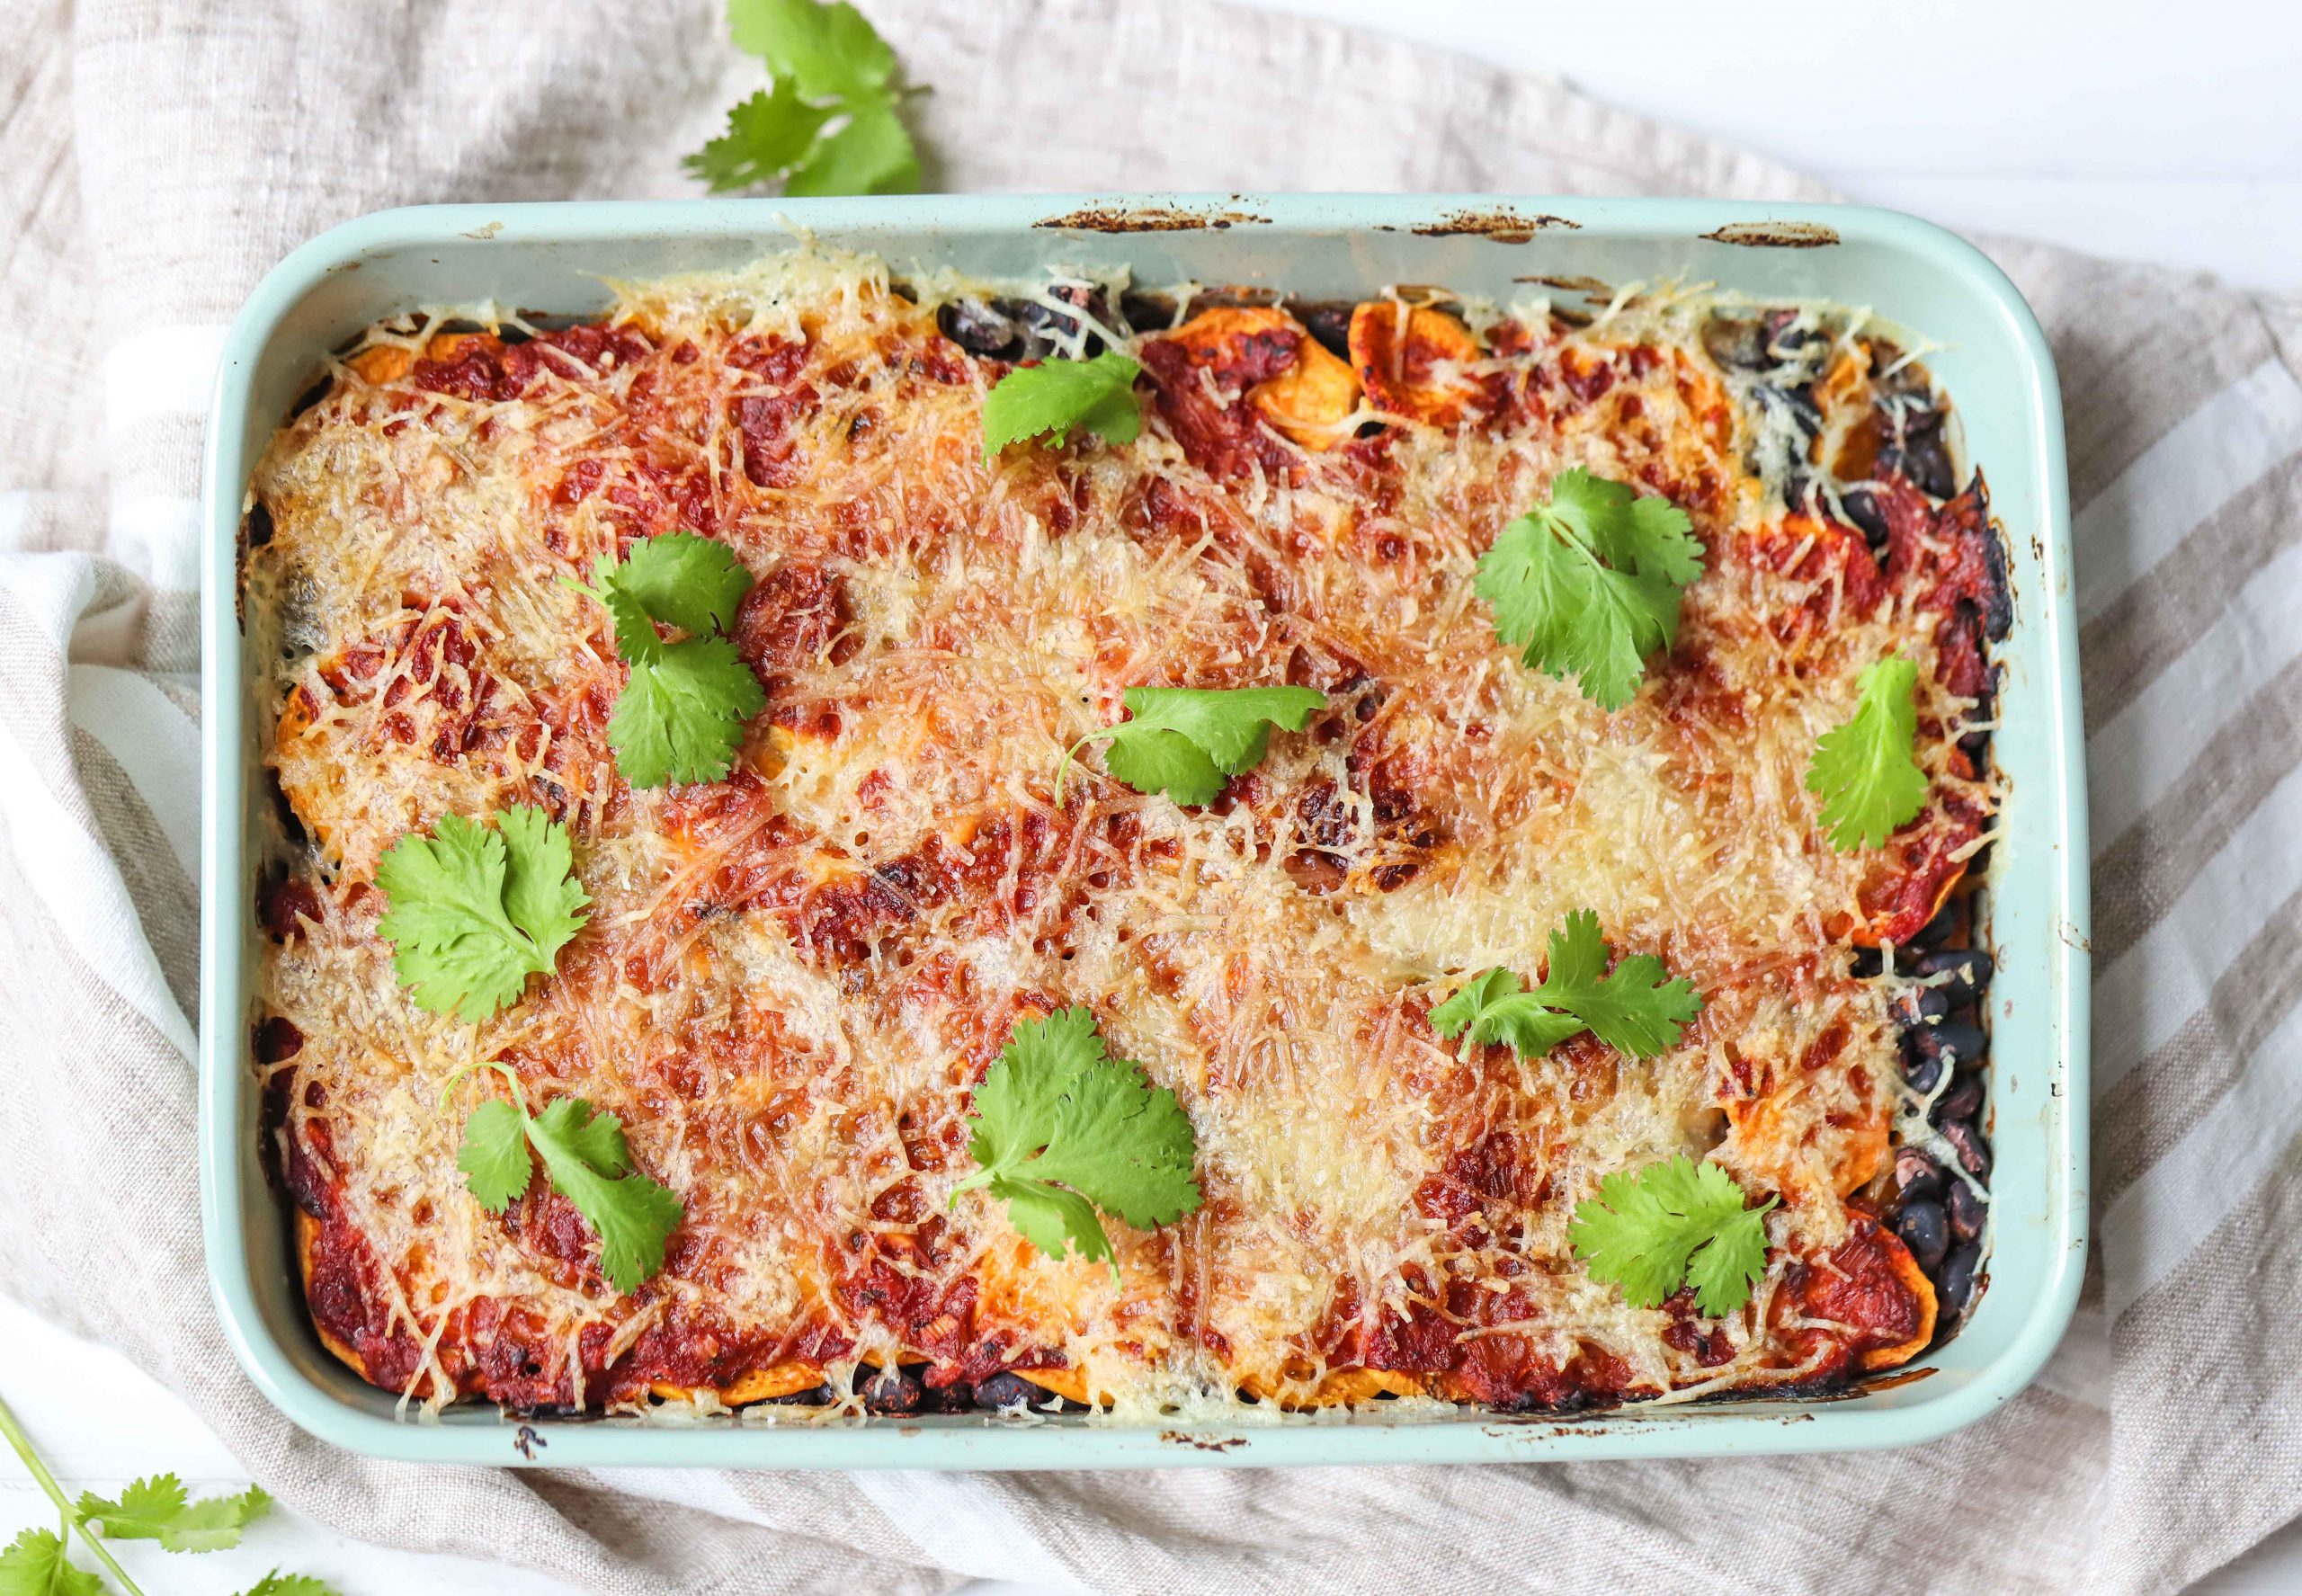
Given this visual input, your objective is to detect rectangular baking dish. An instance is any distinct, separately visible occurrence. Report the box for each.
[199,194,2087,1467]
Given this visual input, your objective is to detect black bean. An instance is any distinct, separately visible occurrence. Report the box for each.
[1913,948,1993,996]
[1851,947,1886,978]
[861,1367,923,1415]
[1701,316,1768,372]
[972,1371,1039,1410]
[1946,1181,1985,1244]
[1762,308,1825,362]
[937,299,1024,360]
[920,1380,976,1414]
[1958,729,1993,766]
[1021,286,1115,358]
[1291,300,1356,362]
[1842,486,1889,548]
[768,1383,836,1406]
[1758,384,1824,439]
[1902,1047,1946,1096]
[1894,1199,1950,1273]
[1894,985,1950,1027]
[1909,900,1960,949]
[1940,1119,1992,1181]
[1939,1242,1983,1317]
[1893,1146,1948,1204]
[1932,1076,1984,1125]
[1913,1019,1987,1073]
[1118,290,1174,334]
[1887,408,1956,499]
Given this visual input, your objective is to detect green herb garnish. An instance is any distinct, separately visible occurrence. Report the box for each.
[1806,654,1929,851]
[950,1008,1201,1283]
[375,807,590,1022]
[1056,684,1325,807]
[1428,910,1701,1061]
[449,1061,684,1295]
[1472,467,1705,709]
[1569,1155,1777,1316]
[686,0,923,196]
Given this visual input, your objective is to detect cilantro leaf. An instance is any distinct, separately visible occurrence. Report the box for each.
[375,807,591,1021]
[1473,467,1705,709]
[1530,910,1704,1057]
[582,535,766,789]
[1059,684,1326,806]
[1806,654,1929,851]
[602,532,753,638]
[73,1476,270,1554]
[1428,911,1701,1062]
[1569,1155,1776,1316]
[684,85,832,194]
[729,0,896,98]
[451,1067,684,1294]
[1426,967,1586,1061]
[239,1576,344,1596]
[456,1098,533,1212]
[952,1007,1202,1282]
[526,1097,685,1292]
[785,97,920,197]
[687,0,922,198]
[610,637,766,788]
[981,353,1144,462]
[0,1529,102,1596]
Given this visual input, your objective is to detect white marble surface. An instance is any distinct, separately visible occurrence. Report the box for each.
[9,1,2298,1591]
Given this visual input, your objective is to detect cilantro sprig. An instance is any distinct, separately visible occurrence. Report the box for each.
[447,1060,686,1295]
[375,806,590,1022]
[0,1395,335,1596]
[74,1480,270,1555]
[1569,1155,1777,1317]
[1056,684,1327,807]
[686,0,923,196]
[1806,654,1929,851]
[1428,910,1701,1062]
[981,352,1144,461]
[576,531,765,789]
[950,1008,1202,1284]
[1472,467,1705,710]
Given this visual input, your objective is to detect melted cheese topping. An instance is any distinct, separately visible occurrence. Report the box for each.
[248,248,1991,1419]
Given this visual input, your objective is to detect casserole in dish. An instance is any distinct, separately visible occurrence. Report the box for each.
[201,196,2086,1466]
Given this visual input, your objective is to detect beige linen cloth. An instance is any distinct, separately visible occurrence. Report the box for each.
[4,1,2300,1592]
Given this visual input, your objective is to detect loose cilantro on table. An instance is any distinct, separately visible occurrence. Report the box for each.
[980,352,1144,461]
[1428,910,1702,1062]
[950,1008,1202,1284]
[1569,1155,1777,1317]
[74,1479,270,1554]
[447,1060,686,1295]
[1055,684,1326,807]
[0,1528,102,1596]
[238,1578,341,1596]
[1806,654,1929,851]
[0,1397,336,1596]
[375,806,591,1023]
[576,531,766,789]
[686,0,923,196]
[1471,467,1705,710]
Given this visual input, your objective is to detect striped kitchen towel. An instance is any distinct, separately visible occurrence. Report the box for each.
[2,0,2297,1592]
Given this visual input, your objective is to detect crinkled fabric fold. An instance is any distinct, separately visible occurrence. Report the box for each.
[2,0,2297,1592]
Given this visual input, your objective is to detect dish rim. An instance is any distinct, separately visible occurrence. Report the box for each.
[198,193,2088,1468]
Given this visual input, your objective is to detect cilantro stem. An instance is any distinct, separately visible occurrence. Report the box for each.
[440,1057,528,1115]
[1050,731,1110,806]
[0,1391,148,1596]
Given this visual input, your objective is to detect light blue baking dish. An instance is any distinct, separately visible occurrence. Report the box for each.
[199,195,2086,1467]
